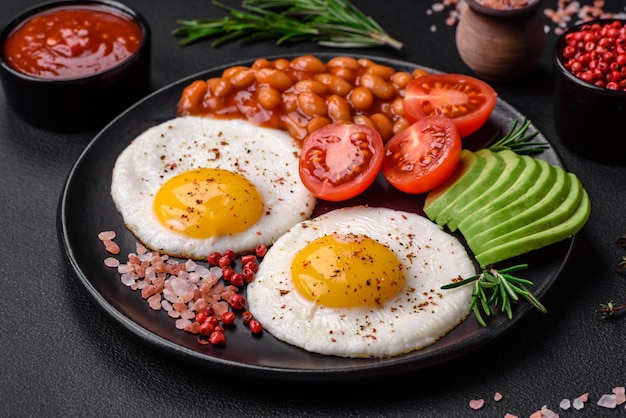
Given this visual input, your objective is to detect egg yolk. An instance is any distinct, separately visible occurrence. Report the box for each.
[291,233,405,308]
[153,168,263,238]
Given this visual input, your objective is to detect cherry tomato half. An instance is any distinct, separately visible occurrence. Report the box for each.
[381,115,461,194]
[299,123,384,201]
[403,73,497,137]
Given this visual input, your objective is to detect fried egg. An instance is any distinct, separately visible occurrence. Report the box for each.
[110,116,316,259]
[246,206,476,358]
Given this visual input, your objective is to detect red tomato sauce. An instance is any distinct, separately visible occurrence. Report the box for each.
[3,5,143,79]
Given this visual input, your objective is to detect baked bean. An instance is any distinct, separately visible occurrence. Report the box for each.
[178,80,207,114]
[390,71,413,90]
[227,68,256,89]
[252,58,272,69]
[327,56,360,69]
[282,93,298,113]
[315,73,352,96]
[222,65,248,79]
[273,58,290,71]
[283,115,307,141]
[297,91,327,117]
[391,98,405,117]
[353,114,374,129]
[306,116,331,134]
[329,66,357,83]
[256,68,293,91]
[327,95,352,122]
[359,73,395,100]
[291,54,326,73]
[366,64,396,80]
[357,58,376,68]
[348,86,374,111]
[393,118,411,134]
[370,113,394,142]
[206,77,232,97]
[203,95,225,111]
[412,68,430,78]
[257,87,282,109]
[294,80,328,95]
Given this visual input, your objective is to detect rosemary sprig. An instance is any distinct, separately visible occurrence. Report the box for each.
[484,117,549,155]
[442,264,547,327]
[173,0,403,50]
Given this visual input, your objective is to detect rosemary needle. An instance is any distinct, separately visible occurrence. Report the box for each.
[173,0,403,50]
[485,117,549,155]
[442,264,547,327]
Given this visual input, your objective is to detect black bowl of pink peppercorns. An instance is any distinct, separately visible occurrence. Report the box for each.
[553,19,626,165]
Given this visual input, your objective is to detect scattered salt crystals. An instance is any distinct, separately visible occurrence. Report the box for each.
[469,399,484,410]
[613,386,626,405]
[426,0,621,34]
[559,398,571,410]
[597,393,618,409]
[494,392,503,401]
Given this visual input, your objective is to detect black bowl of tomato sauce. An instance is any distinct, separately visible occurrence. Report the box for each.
[0,0,151,132]
[553,18,626,165]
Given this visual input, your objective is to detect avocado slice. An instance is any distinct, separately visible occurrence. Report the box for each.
[433,149,506,229]
[474,171,584,255]
[457,154,542,236]
[468,163,572,254]
[446,149,525,232]
[423,149,486,224]
[474,185,590,268]
[464,158,557,250]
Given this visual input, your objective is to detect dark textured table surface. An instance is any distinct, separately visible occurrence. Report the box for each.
[2,1,626,416]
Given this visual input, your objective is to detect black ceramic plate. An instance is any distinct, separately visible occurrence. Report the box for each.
[58,53,573,382]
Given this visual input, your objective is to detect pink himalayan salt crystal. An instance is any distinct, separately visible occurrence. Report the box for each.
[530,405,559,417]
[98,230,116,241]
[104,257,120,268]
[597,393,618,408]
[613,386,626,405]
[469,399,484,410]
[572,397,585,410]
[494,392,503,401]
[504,414,518,418]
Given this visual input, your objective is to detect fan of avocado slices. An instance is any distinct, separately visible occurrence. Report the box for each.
[429,118,591,326]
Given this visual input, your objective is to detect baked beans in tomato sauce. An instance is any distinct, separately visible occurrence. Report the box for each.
[177,55,430,142]
[3,5,143,79]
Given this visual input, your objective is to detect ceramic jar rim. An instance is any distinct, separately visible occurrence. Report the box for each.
[465,0,545,19]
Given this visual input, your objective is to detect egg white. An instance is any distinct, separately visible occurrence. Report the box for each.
[110,116,316,259]
[246,206,476,358]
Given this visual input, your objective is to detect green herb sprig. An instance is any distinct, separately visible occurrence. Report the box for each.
[173,0,403,50]
[485,117,549,155]
[442,264,547,327]
[596,233,626,318]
